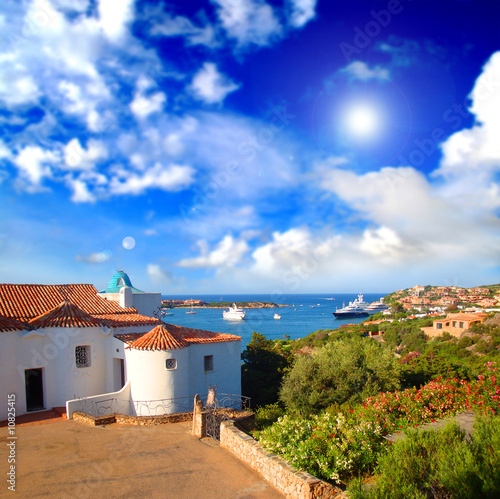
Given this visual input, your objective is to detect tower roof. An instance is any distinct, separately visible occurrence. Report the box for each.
[127,323,190,351]
[100,270,144,294]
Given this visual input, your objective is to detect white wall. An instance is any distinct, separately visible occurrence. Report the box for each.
[131,293,162,318]
[66,380,131,419]
[126,346,190,415]
[188,340,241,398]
[0,326,111,419]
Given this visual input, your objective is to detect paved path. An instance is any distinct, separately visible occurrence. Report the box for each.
[0,419,283,499]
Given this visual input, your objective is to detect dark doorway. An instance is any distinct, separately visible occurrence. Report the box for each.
[25,368,44,412]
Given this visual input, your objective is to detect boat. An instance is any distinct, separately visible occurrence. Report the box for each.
[273,313,281,320]
[366,298,390,315]
[333,294,370,319]
[161,310,174,317]
[185,299,197,315]
[223,303,246,320]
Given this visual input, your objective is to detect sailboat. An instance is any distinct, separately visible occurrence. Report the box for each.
[185,299,197,315]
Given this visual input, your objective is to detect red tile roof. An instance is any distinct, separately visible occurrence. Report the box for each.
[127,324,191,351]
[0,283,125,320]
[0,314,30,332]
[29,301,108,329]
[0,283,158,328]
[95,312,158,327]
[117,322,240,350]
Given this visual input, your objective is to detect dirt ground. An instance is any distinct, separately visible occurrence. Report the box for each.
[0,419,283,498]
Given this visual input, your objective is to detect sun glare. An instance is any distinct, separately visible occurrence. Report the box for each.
[345,105,378,138]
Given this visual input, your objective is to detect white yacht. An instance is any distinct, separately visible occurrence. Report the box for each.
[273,313,281,320]
[333,294,370,319]
[366,298,390,314]
[223,303,246,320]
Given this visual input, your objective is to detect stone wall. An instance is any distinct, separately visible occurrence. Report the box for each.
[72,411,193,426]
[220,420,344,499]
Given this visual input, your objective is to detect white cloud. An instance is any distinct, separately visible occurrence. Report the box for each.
[189,62,240,104]
[340,61,390,81]
[109,163,195,196]
[252,227,340,274]
[63,138,107,169]
[75,250,111,263]
[287,0,317,28]
[149,12,218,47]
[97,0,135,42]
[67,177,96,203]
[147,263,173,284]
[359,226,410,260]
[177,235,249,268]
[213,0,282,48]
[13,145,59,188]
[0,140,12,160]
[130,91,166,119]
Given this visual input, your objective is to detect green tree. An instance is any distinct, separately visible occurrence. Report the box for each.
[280,336,402,416]
[241,332,293,408]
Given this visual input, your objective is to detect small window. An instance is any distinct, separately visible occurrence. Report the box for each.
[166,358,177,370]
[459,322,464,329]
[436,323,443,329]
[204,355,213,372]
[75,346,91,368]
[452,321,457,327]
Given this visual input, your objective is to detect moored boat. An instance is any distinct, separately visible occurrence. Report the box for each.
[333,294,370,319]
[223,303,246,320]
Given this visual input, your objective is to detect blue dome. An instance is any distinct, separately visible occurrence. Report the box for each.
[100,270,144,294]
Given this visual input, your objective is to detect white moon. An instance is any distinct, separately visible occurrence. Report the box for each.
[122,236,136,250]
[346,105,378,137]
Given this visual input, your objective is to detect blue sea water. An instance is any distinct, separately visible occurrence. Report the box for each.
[161,293,387,350]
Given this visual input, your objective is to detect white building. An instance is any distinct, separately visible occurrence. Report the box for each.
[98,270,162,318]
[0,274,241,421]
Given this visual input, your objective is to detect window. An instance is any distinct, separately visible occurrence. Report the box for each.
[75,346,91,368]
[204,355,213,372]
[436,323,443,329]
[459,322,464,329]
[166,358,177,370]
[117,277,124,286]
[452,321,457,327]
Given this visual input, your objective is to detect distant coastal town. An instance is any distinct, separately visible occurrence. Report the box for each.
[386,284,500,311]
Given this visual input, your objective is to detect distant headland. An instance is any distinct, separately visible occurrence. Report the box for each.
[161,299,288,309]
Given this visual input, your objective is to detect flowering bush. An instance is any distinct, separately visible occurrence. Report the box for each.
[257,363,500,483]
[259,412,384,483]
[353,361,500,433]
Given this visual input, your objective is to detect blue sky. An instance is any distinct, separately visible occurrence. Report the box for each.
[1,0,500,294]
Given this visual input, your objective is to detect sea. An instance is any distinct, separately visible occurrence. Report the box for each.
[160,293,387,350]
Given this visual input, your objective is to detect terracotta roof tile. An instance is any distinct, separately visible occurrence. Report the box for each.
[127,324,190,351]
[117,322,240,349]
[96,312,159,327]
[0,283,159,329]
[0,314,30,333]
[0,283,126,320]
[161,323,241,345]
[29,301,108,329]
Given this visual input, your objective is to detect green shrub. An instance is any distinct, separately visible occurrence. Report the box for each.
[254,403,285,431]
[350,416,500,498]
[280,336,402,416]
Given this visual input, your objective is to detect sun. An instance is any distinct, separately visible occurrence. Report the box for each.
[345,105,379,138]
